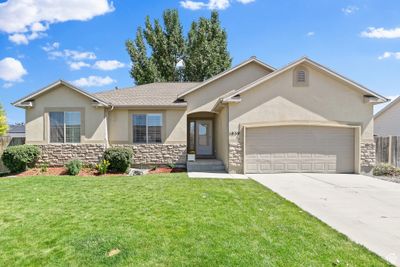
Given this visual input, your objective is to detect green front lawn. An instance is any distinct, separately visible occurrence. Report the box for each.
[0,174,389,266]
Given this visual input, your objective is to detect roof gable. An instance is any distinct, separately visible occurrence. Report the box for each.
[223,57,388,103]
[375,96,400,119]
[177,57,275,98]
[12,80,110,108]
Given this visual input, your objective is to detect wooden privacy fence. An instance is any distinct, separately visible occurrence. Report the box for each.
[0,136,12,173]
[375,136,400,167]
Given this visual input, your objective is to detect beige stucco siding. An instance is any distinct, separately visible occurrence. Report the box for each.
[185,62,272,113]
[108,109,130,142]
[229,64,374,143]
[25,85,107,144]
[375,101,400,136]
[108,109,186,144]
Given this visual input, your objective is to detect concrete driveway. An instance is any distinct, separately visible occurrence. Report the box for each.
[249,173,400,266]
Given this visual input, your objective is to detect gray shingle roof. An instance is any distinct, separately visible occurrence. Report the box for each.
[93,82,200,107]
[8,124,25,133]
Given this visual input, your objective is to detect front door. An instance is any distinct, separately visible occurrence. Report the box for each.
[196,120,213,156]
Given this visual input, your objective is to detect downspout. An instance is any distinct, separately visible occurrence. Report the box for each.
[104,106,114,148]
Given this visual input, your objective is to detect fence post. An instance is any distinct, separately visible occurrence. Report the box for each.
[388,136,392,165]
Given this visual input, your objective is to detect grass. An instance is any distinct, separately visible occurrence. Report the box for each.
[0,174,390,266]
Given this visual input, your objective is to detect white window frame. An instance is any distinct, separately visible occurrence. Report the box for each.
[49,111,81,144]
[132,113,163,144]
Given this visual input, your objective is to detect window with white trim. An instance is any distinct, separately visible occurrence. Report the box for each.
[133,113,163,143]
[49,111,81,143]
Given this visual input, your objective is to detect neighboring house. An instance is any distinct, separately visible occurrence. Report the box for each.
[13,57,387,174]
[374,96,400,136]
[8,124,25,138]
[5,124,25,146]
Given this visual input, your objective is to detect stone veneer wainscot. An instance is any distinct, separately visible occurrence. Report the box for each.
[228,142,243,174]
[112,144,187,166]
[37,144,106,166]
[360,142,376,173]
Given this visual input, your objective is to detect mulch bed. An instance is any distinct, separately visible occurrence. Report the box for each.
[4,167,187,177]
[148,167,186,174]
[15,167,125,177]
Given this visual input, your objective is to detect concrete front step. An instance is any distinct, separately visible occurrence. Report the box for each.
[187,159,226,172]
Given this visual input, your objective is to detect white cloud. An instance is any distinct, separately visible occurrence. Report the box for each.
[71,75,116,87]
[93,60,125,70]
[0,57,27,82]
[42,42,124,72]
[42,42,60,52]
[180,0,253,10]
[68,61,91,70]
[8,33,29,45]
[306,31,315,37]
[342,6,359,15]
[378,52,400,60]
[237,0,255,3]
[63,50,96,60]
[0,0,114,45]
[180,1,207,10]
[361,27,400,39]
[3,82,13,88]
[208,0,230,9]
[43,44,97,61]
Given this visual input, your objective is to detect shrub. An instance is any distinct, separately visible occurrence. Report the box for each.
[39,162,49,173]
[1,145,40,173]
[65,159,82,176]
[103,147,133,172]
[96,159,110,175]
[373,163,400,177]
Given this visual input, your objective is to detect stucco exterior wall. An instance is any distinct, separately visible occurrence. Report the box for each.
[229,64,374,142]
[108,109,186,144]
[227,64,375,173]
[184,62,272,114]
[374,100,400,136]
[25,85,107,144]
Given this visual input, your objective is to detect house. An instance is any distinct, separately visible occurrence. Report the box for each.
[12,57,387,174]
[8,124,25,138]
[7,124,25,146]
[374,96,400,136]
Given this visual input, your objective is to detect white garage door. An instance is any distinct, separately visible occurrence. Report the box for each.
[245,126,355,174]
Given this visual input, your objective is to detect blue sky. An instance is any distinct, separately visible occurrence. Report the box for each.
[0,0,399,123]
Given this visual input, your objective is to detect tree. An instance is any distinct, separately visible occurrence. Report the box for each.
[184,11,232,82]
[126,27,159,85]
[126,9,231,84]
[0,103,8,136]
[126,9,185,84]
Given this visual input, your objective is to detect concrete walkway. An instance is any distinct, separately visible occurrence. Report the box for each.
[249,173,400,266]
[188,171,248,179]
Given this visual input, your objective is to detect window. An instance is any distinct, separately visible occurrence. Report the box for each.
[133,114,163,143]
[49,111,81,143]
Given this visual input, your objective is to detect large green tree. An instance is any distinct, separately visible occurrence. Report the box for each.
[126,9,185,85]
[126,27,159,85]
[0,103,8,136]
[184,11,232,82]
[126,9,231,84]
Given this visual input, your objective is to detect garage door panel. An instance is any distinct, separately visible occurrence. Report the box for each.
[245,126,355,174]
